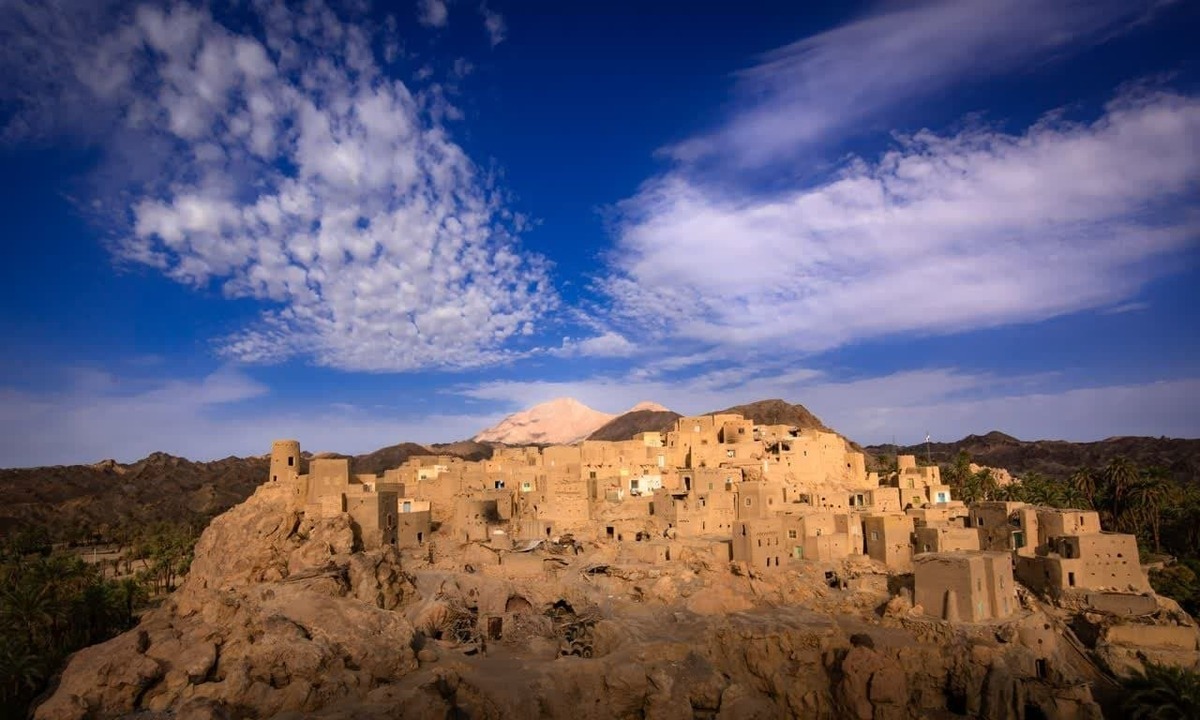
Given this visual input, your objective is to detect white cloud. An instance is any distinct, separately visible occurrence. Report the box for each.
[601,89,1200,354]
[480,6,507,47]
[665,0,1169,167]
[458,370,1200,444]
[417,0,449,28]
[2,0,555,372]
[0,367,506,467]
[551,331,638,358]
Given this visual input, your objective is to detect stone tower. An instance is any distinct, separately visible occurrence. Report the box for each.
[270,439,301,484]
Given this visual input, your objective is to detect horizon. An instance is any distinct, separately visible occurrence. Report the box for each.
[4,392,1194,469]
[1,0,1199,466]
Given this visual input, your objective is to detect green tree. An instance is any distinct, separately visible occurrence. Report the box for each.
[1068,467,1097,509]
[1128,471,1175,553]
[1102,457,1140,531]
[1121,662,1200,720]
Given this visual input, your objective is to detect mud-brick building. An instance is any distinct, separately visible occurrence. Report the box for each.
[732,517,784,572]
[914,551,1017,622]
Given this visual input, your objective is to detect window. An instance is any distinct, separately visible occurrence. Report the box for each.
[788,530,797,539]
[738,428,745,435]
[287,456,294,467]
[870,531,879,541]
[589,471,597,479]
[726,449,735,458]
[745,498,752,506]
[1068,572,1076,587]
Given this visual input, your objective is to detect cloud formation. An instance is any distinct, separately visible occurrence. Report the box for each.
[2,0,554,372]
[417,0,449,28]
[665,0,1170,167]
[602,89,1200,354]
[480,5,507,47]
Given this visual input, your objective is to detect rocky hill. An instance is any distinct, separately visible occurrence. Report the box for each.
[708,398,831,432]
[0,441,484,543]
[586,409,682,441]
[31,474,1124,720]
[867,431,1200,483]
[0,453,269,541]
[473,397,616,445]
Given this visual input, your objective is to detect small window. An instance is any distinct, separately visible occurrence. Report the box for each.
[745,498,752,506]
[1068,572,1076,587]
[788,530,797,539]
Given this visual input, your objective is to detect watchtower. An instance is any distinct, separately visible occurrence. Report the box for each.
[270,440,301,483]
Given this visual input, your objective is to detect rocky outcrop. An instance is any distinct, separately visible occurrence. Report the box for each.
[35,483,419,720]
[36,480,1112,720]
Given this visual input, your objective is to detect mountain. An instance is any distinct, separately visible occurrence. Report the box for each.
[0,441,494,543]
[472,397,616,445]
[709,399,831,432]
[351,442,438,475]
[866,432,1200,484]
[0,453,269,541]
[586,409,682,441]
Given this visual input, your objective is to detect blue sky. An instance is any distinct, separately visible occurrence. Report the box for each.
[1,0,1198,466]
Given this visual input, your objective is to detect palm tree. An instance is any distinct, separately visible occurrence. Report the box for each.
[1128,472,1175,553]
[1121,662,1200,720]
[1103,457,1140,531]
[1068,467,1097,509]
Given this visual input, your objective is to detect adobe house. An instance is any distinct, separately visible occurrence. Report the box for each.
[453,498,499,543]
[1015,531,1149,595]
[395,498,432,548]
[968,501,1029,553]
[651,487,735,537]
[914,551,1017,622]
[777,510,859,562]
[732,518,785,572]
[914,526,981,554]
[864,513,915,571]
[269,441,400,551]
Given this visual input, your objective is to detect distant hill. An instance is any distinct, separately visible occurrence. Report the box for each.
[586,409,682,441]
[0,453,269,541]
[473,397,615,445]
[866,431,1200,484]
[0,440,493,542]
[351,442,437,475]
[708,398,831,432]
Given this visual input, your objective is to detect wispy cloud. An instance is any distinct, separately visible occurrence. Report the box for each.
[1,0,554,372]
[480,5,507,47]
[665,0,1171,168]
[601,88,1200,355]
[417,0,449,28]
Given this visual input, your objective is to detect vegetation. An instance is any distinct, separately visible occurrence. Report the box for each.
[943,450,1200,613]
[0,520,198,718]
[1121,662,1200,720]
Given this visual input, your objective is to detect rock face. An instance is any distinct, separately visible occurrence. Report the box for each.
[473,398,616,445]
[35,483,419,720]
[36,479,1112,720]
